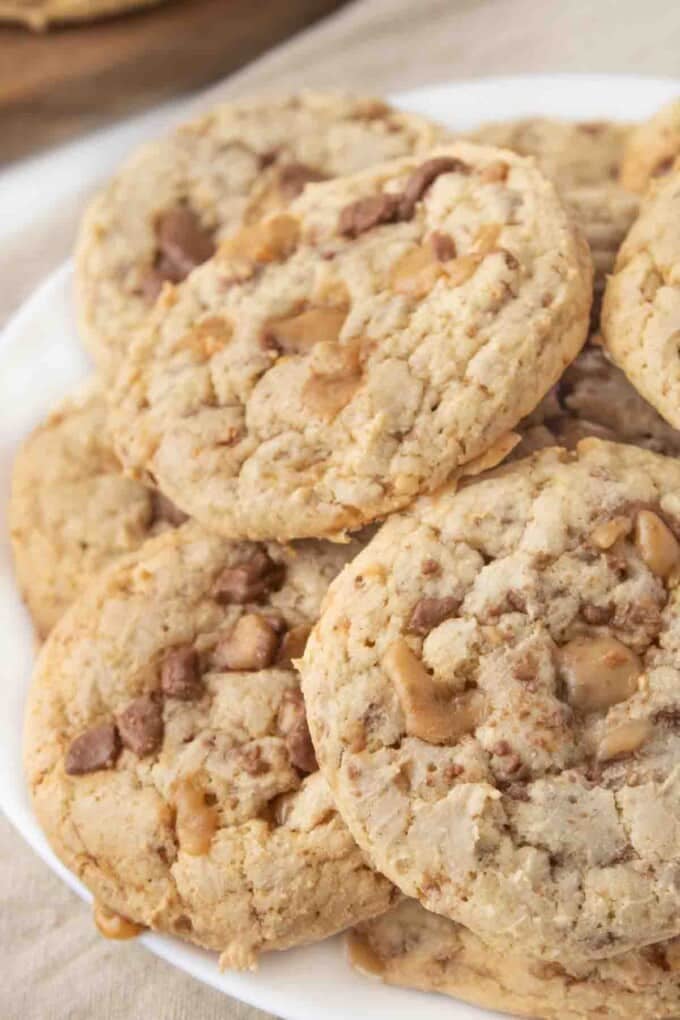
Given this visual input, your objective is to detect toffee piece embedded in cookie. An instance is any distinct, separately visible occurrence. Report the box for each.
[76,92,449,377]
[24,524,395,969]
[602,164,680,429]
[349,899,680,1020]
[301,440,680,968]
[110,142,592,541]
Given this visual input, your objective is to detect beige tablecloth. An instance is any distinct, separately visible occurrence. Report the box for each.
[3,1,679,1017]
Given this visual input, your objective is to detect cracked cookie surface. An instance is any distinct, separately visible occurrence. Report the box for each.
[76,92,447,377]
[301,440,680,966]
[602,166,680,428]
[110,142,592,541]
[9,380,183,637]
[349,899,680,1020]
[24,523,395,969]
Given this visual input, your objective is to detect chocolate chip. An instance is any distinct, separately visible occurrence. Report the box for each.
[398,157,469,219]
[160,645,203,701]
[407,595,460,635]
[212,550,285,604]
[116,694,163,757]
[150,490,189,526]
[277,162,327,200]
[65,723,121,775]
[338,193,400,238]
[213,614,280,671]
[421,558,441,576]
[277,624,312,668]
[152,205,215,286]
[430,232,457,261]
[278,688,318,774]
[236,744,270,776]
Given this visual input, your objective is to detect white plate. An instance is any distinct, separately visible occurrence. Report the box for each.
[1,75,679,1020]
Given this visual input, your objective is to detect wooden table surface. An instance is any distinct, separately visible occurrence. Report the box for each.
[0,0,346,163]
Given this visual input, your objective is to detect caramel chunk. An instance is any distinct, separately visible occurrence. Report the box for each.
[597,719,653,761]
[383,638,483,744]
[445,254,483,287]
[212,550,284,604]
[558,636,641,713]
[479,161,509,183]
[634,510,680,578]
[214,614,279,671]
[346,931,387,977]
[174,778,218,856]
[93,902,144,940]
[278,688,318,773]
[222,214,299,262]
[65,722,121,775]
[160,644,203,701]
[277,624,312,668]
[302,341,364,420]
[589,515,632,550]
[407,596,459,635]
[116,694,163,757]
[264,306,347,355]
[338,193,400,237]
[277,162,327,200]
[153,206,215,283]
[390,245,444,298]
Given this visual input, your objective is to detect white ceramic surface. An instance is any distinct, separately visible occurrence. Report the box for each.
[1,75,679,1020]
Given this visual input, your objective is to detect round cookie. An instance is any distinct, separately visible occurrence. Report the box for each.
[349,899,680,1020]
[468,118,630,190]
[0,0,164,29]
[110,143,592,541]
[9,380,185,638]
[516,342,680,459]
[619,99,680,194]
[602,166,680,428]
[302,439,680,967]
[76,93,448,377]
[24,524,396,969]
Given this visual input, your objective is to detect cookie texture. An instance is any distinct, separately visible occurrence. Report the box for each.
[25,523,395,968]
[302,440,680,966]
[469,118,629,190]
[76,93,448,376]
[516,342,680,459]
[0,0,164,29]
[602,166,680,428]
[110,143,592,541]
[619,99,680,194]
[349,899,680,1020]
[9,381,184,637]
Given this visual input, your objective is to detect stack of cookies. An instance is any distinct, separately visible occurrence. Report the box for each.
[11,92,680,1019]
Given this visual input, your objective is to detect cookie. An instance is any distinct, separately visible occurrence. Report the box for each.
[110,143,592,541]
[516,342,680,460]
[619,99,680,194]
[0,0,164,29]
[9,381,185,638]
[76,93,448,377]
[602,166,680,428]
[349,899,680,1020]
[302,439,680,966]
[24,524,396,969]
[468,118,630,191]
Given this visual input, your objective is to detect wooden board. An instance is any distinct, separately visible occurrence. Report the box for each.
[0,0,347,164]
